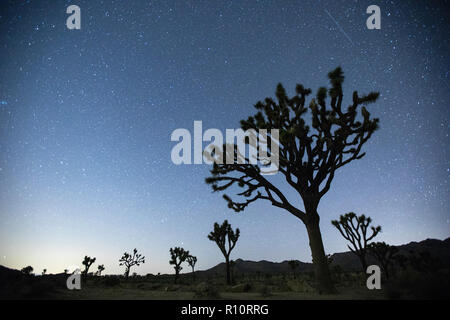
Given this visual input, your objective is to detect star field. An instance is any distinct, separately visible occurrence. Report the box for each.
[0,0,449,274]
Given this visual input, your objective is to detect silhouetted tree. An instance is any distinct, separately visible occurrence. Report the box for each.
[21,266,33,275]
[208,220,240,285]
[97,264,105,276]
[205,67,380,293]
[82,256,96,275]
[186,255,197,281]
[64,269,69,275]
[42,269,47,275]
[119,248,145,278]
[368,242,398,279]
[230,259,236,283]
[169,247,189,284]
[288,260,300,279]
[332,212,381,271]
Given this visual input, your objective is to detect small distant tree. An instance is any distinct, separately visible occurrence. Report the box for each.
[64,269,69,275]
[288,260,300,279]
[21,266,33,275]
[186,255,197,281]
[169,247,189,284]
[208,220,240,285]
[97,264,105,276]
[82,256,96,275]
[331,212,381,271]
[42,269,47,275]
[119,248,145,278]
[368,242,398,279]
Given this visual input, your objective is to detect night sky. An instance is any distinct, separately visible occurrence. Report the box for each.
[0,0,449,275]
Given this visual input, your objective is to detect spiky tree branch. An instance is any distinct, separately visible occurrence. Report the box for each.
[82,255,96,275]
[332,212,381,271]
[169,247,189,284]
[119,248,145,278]
[208,220,240,285]
[97,264,105,276]
[206,67,379,224]
[186,255,197,281]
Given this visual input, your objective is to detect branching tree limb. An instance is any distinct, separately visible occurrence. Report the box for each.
[205,67,380,293]
[119,248,145,278]
[169,247,189,284]
[332,212,381,271]
[208,220,240,285]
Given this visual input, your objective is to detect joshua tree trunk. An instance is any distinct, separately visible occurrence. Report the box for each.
[305,208,335,294]
[125,268,130,278]
[358,254,368,272]
[225,256,231,285]
[175,270,179,284]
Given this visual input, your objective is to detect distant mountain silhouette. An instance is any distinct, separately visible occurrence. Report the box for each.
[196,237,450,275]
[195,259,314,277]
[1,237,449,283]
[329,237,450,271]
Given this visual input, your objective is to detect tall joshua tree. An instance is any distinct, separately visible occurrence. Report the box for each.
[368,242,397,279]
[205,67,380,293]
[332,212,381,271]
[119,248,145,278]
[208,220,240,285]
[186,255,197,281]
[82,256,96,275]
[169,247,189,284]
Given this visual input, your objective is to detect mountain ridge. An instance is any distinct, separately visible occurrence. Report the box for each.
[196,236,450,275]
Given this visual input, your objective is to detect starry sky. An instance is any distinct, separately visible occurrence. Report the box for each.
[0,0,449,275]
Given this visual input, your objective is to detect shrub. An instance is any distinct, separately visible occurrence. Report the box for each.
[193,282,220,299]
[103,277,120,287]
[230,282,252,293]
[259,285,272,298]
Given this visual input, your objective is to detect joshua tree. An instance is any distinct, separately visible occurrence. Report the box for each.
[288,260,300,279]
[21,266,33,275]
[42,269,47,275]
[169,247,189,284]
[82,256,96,275]
[332,212,381,271]
[97,264,105,276]
[229,259,236,283]
[368,242,398,279]
[208,220,240,285]
[119,248,145,278]
[186,255,197,281]
[205,68,380,293]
